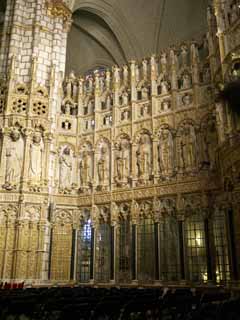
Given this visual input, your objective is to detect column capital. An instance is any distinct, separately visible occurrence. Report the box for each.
[46,0,72,22]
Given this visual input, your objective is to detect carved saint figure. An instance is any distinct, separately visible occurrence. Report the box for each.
[122,91,129,105]
[59,146,72,190]
[161,80,169,94]
[179,124,197,170]
[141,86,149,100]
[136,134,151,178]
[182,73,191,89]
[142,59,148,79]
[123,65,128,84]
[4,130,23,188]
[29,131,44,182]
[180,44,188,66]
[80,150,92,186]
[97,145,108,185]
[159,128,174,177]
[135,65,140,83]
[115,139,130,184]
[202,120,218,169]
[160,52,168,73]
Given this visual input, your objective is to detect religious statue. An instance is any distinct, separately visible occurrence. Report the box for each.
[113,66,120,84]
[182,94,192,106]
[64,102,71,115]
[202,120,218,169]
[135,65,140,83]
[80,151,92,186]
[151,55,157,77]
[4,129,23,189]
[141,86,149,100]
[161,100,171,112]
[28,131,44,183]
[59,146,73,190]
[142,59,148,79]
[87,75,93,93]
[106,69,111,89]
[136,135,151,178]
[123,65,128,84]
[115,140,130,185]
[122,109,129,121]
[179,124,197,171]
[97,145,108,185]
[160,80,169,94]
[99,72,105,92]
[159,128,174,177]
[182,73,191,89]
[122,91,129,105]
[160,52,168,73]
[106,95,112,109]
[180,44,188,66]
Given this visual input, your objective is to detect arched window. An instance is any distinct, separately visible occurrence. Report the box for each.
[76,218,92,282]
[95,219,111,282]
[117,210,131,283]
[138,215,155,282]
[212,208,230,283]
[184,214,208,282]
[159,215,180,281]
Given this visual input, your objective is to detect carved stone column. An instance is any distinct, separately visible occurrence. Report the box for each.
[153,136,159,183]
[130,61,137,101]
[132,143,138,187]
[151,55,158,96]
[21,128,33,191]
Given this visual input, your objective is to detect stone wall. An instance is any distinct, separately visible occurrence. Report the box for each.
[0,0,239,285]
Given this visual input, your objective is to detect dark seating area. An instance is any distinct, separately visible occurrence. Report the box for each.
[0,286,240,320]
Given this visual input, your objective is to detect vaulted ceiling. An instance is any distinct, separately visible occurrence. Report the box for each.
[66,0,209,75]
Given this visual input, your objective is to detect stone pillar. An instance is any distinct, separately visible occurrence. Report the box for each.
[20,128,32,191]
[151,55,157,96]
[130,61,137,101]
[132,143,138,187]
[153,137,159,183]
[0,0,72,86]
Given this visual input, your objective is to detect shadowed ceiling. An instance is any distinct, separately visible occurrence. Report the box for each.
[67,0,209,74]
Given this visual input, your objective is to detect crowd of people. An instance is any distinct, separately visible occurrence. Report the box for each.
[0,286,239,320]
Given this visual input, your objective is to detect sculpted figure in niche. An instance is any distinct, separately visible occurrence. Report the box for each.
[59,146,73,190]
[202,120,218,169]
[141,86,149,100]
[113,66,120,84]
[160,52,168,73]
[28,131,44,182]
[123,65,128,84]
[136,134,151,178]
[161,80,169,94]
[99,72,105,92]
[80,150,92,186]
[115,139,130,185]
[135,65,140,83]
[180,44,188,66]
[182,93,192,106]
[123,91,129,105]
[87,75,93,93]
[106,95,112,109]
[4,129,23,189]
[182,73,191,89]
[142,59,148,79]
[161,100,171,112]
[158,128,174,177]
[122,109,129,121]
[179,124,197,171]
[97,144,108,185]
